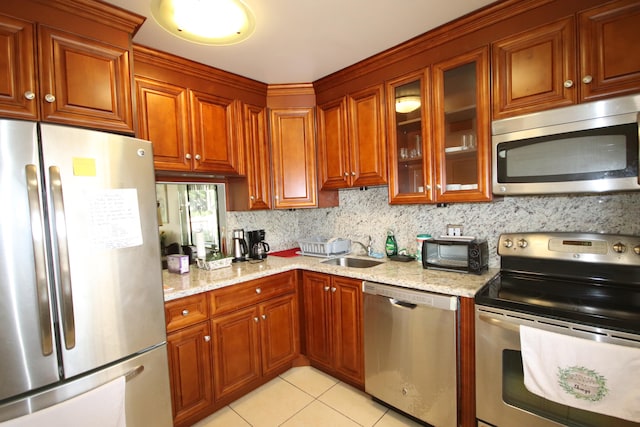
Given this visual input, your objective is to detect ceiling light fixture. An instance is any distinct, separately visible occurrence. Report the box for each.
[150,0,256,46]
[395,96,422,114]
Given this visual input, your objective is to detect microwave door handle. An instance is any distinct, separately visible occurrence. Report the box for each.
[25,165,54,356]
[49,166,76,350]
[478,313,521,333]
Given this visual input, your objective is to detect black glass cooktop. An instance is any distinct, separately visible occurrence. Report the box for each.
[475,272,640,334]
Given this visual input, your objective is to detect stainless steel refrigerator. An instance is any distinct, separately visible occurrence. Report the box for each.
[0,119,172,426]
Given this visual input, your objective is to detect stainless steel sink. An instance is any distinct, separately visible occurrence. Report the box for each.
[321,257,383,268]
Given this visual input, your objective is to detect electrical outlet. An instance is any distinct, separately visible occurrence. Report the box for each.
[446,224,463,237]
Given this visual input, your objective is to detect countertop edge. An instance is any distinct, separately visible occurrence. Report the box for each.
[162,255,499,302]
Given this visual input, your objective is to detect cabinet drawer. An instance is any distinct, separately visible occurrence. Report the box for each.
[209,271,296,316]
[165,293,209,332]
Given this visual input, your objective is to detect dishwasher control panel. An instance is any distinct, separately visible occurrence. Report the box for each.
[363,281,458,311]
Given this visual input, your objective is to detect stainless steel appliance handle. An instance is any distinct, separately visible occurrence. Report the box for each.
[25,164,54,356]
[49,166,76,349]
[637,112,639,186]
[124,365,144,382]
[478,313,520,333]
[389,298,417,309]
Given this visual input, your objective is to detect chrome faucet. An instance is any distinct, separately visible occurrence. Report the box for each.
[352,235,372,256]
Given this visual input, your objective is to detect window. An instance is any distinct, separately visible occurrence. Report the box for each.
[156,183,227,256]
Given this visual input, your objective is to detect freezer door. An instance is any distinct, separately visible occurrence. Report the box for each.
[0,344,172,426]
[0,120,60,400]
[39,124,167,379]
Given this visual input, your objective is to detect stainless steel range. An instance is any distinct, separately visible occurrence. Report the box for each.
[475,232,640,427]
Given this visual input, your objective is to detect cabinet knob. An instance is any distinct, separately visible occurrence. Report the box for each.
[563,79,574,88]
[613,242,627,253]
[204,335,211,342]
[195,154,201,160]
[425,185,431,191]
[323,286,330,292]
[185,153,192,160]
[331,287,336,293]
[351,171,356,176]
[255,287,261,294]
[436,184,442,190]
[344,172,349,177]
[250,195,255,200]
[261,314,267,320]
[254,317,259,323]
[24,91,36,100]
[44,93,56,103]
[181,309,189,316]
[582,75,593,84]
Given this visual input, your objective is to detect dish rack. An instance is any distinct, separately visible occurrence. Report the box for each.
[196,256,233,271]
[298,237,351,257]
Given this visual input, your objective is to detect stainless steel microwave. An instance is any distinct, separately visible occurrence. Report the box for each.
[492,94,640,195]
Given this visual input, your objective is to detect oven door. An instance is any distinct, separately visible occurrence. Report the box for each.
[475,306,640,427]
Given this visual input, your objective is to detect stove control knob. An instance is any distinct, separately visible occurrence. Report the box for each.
[634,245,640,255]
[517,239,528,248]
[612,242,626,254]
[503,239,513,248]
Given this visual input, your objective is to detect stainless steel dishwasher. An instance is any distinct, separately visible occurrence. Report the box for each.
[363,281,458,427]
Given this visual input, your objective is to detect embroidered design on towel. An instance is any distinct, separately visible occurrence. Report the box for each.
[557,366,608,402]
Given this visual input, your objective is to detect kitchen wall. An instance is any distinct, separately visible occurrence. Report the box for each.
[226,187,640,268]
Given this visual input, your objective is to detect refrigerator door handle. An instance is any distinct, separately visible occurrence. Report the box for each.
[25,164,54,356]
[49,166,76,349]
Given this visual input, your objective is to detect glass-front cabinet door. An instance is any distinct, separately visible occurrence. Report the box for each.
[386,70,433,203]
[433,47,492,203]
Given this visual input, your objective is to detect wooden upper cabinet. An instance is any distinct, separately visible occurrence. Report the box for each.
[386,70,434,204]
[433,46,491,203]
[0,12,137,133]
[317,97,350,189]
[492,17,577,118]
[228,103,272,210]
[269,107,318,208]
[189,90,243,174]
[0,15,38,120]
[38,26,134,132]
[347,84,387,187]
[134,78,243,175]
[317,84,387,189]
[579,0,640,102]
[493,0,640,118]
[135,77,190,171]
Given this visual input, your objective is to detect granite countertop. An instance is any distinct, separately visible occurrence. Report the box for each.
[163,254,499,302]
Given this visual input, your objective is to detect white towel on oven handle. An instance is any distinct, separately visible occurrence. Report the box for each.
[520,325,640,423]
[0,376,126,427]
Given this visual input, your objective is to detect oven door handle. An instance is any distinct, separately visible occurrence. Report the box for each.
[478,314,521,333]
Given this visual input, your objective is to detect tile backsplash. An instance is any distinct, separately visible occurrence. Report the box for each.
[227,187,639,268]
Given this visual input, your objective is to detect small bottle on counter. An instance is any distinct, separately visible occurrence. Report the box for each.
[385,230,398,257]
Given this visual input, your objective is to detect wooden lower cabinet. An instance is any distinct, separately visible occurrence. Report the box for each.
[166,321,214,426]
[302,271,364,387]
[165,271,299,427]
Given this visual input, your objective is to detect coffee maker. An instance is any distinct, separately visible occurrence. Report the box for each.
[247,229,270,260]
[231,229,248,262]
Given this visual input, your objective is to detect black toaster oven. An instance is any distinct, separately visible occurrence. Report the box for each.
[422,238,488,274]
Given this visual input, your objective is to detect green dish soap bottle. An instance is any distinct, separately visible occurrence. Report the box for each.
[385,230,398,257]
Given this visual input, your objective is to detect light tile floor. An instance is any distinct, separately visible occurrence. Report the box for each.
[191,366,424,427]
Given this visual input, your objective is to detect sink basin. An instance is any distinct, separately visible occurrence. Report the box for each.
[321,257,383,268]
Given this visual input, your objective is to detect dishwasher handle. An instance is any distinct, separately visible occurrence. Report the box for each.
[389,298,417,309]
[363,281,458,311]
